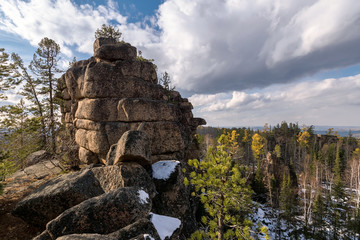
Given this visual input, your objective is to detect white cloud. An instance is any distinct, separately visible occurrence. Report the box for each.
[190,74,360,126]
[1,0,360,93]
[1,0,360,126]
[0,0,136,57]
[151,0,360,93]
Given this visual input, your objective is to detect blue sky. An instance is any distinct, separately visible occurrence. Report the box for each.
[1,0,360,127]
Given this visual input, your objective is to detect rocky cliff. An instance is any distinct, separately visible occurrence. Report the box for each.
[57,37,205,164]
[11,38,206,240]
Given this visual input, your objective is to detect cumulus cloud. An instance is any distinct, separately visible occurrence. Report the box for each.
[150,0,360,93]
[190,74,360,126]
[1,0,360,93]
[0,0,156,57]
[1,0,360,128]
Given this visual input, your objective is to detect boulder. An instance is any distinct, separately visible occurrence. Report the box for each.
[94,43,137,62]
[26,150,49,167]
[91,163,156,198]
[56,218,160,240]
[12,169,104,228]
[75,129,110,158]
[56,234,115,240]
[78,147,99,164]
[32,231,51,240]
[152,160,181,192]
[111,130,151,168]
[93,38,117,53]
[108,218,160,240]
[151,161,197,237]
[46,187,152,239]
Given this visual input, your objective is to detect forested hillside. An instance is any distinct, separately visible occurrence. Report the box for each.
[193,123,360,239]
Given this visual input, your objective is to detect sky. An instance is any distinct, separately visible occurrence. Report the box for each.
[1,0,360,127]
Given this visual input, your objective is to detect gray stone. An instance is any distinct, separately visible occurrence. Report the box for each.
[75,128,110,159]
[94,43,137,61]
[56,234,115,240]
[81,61,163,99]
[93,38,117,53]
[79,147,99,164]
[46,187,152,239]
[12,169,104,228]
[112,130,151,168]
[109,218,160,240]
[25,150,49,167]
[92,163,156,198]
[32,230,52,240]
[75,98,177,122]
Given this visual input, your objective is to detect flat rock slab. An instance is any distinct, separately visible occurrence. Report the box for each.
[1,160,63,200]
[46,187,152,239]
[12,169,104,228]
[57,218,161,240]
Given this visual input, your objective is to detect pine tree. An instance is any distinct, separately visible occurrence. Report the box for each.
[11,53,47,148]
[330,142,347,239]
[187,131,256,240]
[0,48,18,99]
[312,190,326,239]
[279,173,297,227]
[0,99,42,170]
[30,37,61,153]
[95,24,122,42]
[251,133,267,199]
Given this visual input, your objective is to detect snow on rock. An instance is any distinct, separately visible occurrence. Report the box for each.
[143,234,155,240]
[152,160,180,180]
[150,212,181,240]
[138,189,149,204]
[257,208,265,219]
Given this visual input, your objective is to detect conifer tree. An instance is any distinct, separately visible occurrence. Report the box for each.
[279,173,297,227]
[330,142,347,239]
[187,131,260,240]
[251,133,267,199]
[95,24,122,42]
[0,99,42,169]
[30,37,61,153]
[0,48,17,99]
[312,190,326,239]
[11,53,47,148]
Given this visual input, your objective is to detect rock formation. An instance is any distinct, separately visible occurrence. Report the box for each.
[57,37,205,164]
[12,38,206,239]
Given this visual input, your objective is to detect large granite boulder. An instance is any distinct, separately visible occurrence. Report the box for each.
[12,169,104,228]
[46,187,152,239]
[56,218,160,240]
[14,164,156,228]
[107,130,151,168]
[91,163,156,199]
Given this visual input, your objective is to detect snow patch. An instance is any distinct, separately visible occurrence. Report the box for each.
[138,190,149,204]
[152,160,180,180]
[143,234,155,240]
[257,208,265,219]
[150,212,181,240]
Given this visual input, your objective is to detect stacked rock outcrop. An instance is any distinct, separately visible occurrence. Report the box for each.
[12,38,206,239]
[58,37,205,164]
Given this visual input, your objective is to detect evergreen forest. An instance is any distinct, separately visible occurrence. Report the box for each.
[190,124,360,239]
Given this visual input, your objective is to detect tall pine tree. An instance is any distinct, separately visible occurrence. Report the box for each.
[30,37,61,153]
[187,131,260,240]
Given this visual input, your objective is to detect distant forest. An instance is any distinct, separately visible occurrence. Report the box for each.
[194,122,360,239]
